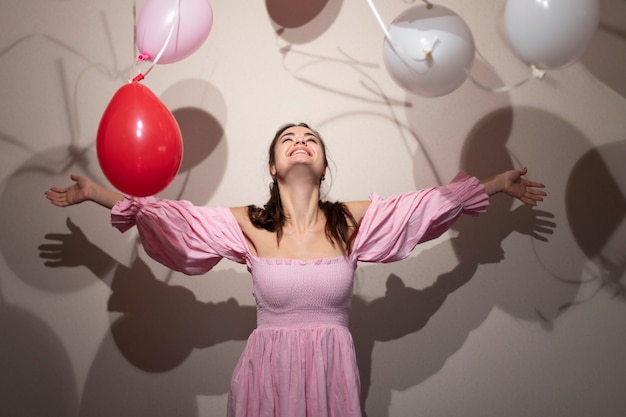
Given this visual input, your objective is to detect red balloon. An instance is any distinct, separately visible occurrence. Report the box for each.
[97,82,182,197]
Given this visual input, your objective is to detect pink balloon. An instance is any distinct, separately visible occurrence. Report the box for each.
[136,0,214,64]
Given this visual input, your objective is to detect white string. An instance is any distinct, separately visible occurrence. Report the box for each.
[141,22,176,78]
[467,64,545,93]
[132,0,138,80]
[366,0,435,62]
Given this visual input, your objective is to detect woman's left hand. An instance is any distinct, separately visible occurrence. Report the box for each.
[501,168,546,206]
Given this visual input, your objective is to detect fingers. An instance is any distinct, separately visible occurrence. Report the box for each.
[66,216,79,231]
[527,186,546,196]
[45,191,68,207]
[518,168,546,189]
[40,233,68,243]
[46,175,79,205]
[522,190,545,205]
[521,173,547,206]
[522,197,537,206]
[525,180,546,189]
[39,246,63,256]
[527,190,544,201]
[529,231,549,242]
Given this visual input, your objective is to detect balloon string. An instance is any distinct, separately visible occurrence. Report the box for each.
[132,0,138,79]
[366,0,433,62]
[466,64,546,93]
[140,22,176,78]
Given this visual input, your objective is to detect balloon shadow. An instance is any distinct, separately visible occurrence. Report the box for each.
[457,106,583,323]
[159,106,228,202]
[156,78,229,202]
[566,140,626,301]
[266,0,342,43]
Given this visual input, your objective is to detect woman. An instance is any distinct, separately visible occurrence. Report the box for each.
[46,123,546,417]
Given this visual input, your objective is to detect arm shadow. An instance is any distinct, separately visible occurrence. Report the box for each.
[39,217,256,373]
[350,199,557,416]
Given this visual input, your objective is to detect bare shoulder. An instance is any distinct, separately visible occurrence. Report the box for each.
[229,206,251,227]
[229,206,262,255]
[230,205,265,237]
[343,200,371,224]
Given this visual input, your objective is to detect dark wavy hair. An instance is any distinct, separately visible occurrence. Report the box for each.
[246,123,358,254]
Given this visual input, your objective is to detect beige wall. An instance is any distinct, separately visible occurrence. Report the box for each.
[1,0,625,416]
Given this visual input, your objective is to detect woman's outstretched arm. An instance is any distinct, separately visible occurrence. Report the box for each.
[481,168,546,206]
[45,174,124,209]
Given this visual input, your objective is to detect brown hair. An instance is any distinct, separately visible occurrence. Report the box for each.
[246,123,358,254]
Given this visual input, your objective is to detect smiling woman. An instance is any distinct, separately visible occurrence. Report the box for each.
[270,124,328,183]
[45,122,545,417]
[245,123,355,259]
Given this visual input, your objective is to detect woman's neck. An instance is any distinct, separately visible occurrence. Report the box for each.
[277,179,322,233]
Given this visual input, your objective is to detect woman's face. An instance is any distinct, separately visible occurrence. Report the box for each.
[270,125,327,181]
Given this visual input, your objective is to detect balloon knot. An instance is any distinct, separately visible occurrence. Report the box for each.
[131,73,145,83]
[531,65,546,80]
[419,36,438,60]
[137,54,151,62]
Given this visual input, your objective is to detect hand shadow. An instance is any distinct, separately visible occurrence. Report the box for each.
[350,205,556,416]
[39,217,256,373]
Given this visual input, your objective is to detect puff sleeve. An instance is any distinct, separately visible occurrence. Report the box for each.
[352,171,489,263]
[111,197,248,275]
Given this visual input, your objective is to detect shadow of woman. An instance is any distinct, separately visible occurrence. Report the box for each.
[39,217,256,416]
[350,200,556,417]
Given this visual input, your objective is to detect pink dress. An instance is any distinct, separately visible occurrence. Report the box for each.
[111,172,488,417]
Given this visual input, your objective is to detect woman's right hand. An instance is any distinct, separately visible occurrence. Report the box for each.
[46,174,95,207]
[46,174,125,209]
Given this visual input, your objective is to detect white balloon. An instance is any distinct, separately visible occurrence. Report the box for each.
[382,5,475,98]
[505,0,599,70]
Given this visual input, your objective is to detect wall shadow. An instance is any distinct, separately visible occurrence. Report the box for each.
[0,146,112,293]
[350,105,620,416]
[155,78,229,203]
[351,204,557,416]
[566,140,626,300]
[0,82,226,292]
[266,0,342,44]
[39,207,551,417]
[0,293,79,417]
[39,218,256,416]
[580,0,626,98]
[458,106,595,321]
